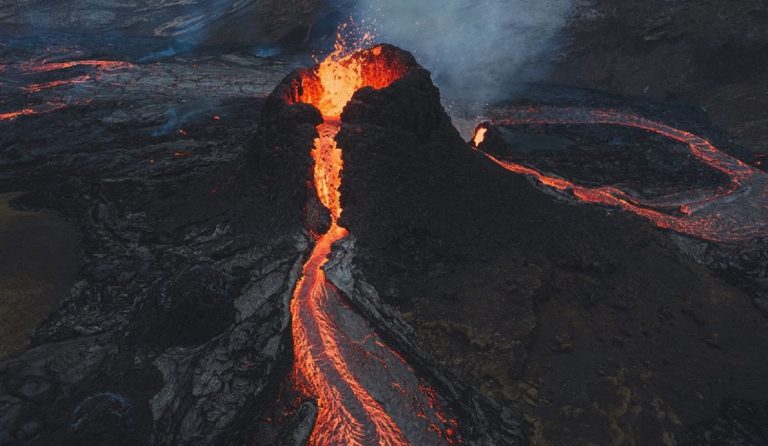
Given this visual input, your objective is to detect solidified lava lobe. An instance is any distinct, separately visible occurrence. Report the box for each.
[284,41,459,445]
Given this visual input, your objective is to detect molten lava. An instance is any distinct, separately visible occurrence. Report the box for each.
[288,38,458,445]
[471,127,487,148]
[0,108,35,121]
[1,58,134,93]
[0,57,134,120]
[299,43,409,119]
[474,106,768,243]
[312,122,344,221]
[0,102,72,122]
[15,59,133,75]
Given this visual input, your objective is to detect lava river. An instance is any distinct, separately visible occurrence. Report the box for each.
[473,106,768,243]
[288,43,458,445]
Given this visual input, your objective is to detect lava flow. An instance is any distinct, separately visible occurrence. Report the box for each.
[287,40,458,445]
[0,57,133,121]
[473,106,768,243]
[0,101,73,122]
[2,59,134,93]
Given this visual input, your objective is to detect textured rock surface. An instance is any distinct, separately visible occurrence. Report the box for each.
[0,41,316,444]
[1,5,767,444]
[0,0,330,45]
[554,0,768,153]
[325,236,526,445]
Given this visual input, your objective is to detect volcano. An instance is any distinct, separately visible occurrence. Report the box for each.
[1,7,768,446]
[254,42,522,445]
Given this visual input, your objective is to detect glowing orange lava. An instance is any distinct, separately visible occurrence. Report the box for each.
[0,58,134,121]
[15,59,133,74]
[312,122,344,221]
[0,108,35,121]
[288,36,458,445]
[23,74,91,93]
[0,102,72,121]
[299,41,408,119]
[6,59,134,93]
[471,127,487,148]
[474,107,768,243]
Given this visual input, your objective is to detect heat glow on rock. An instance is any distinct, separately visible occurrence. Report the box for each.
[287,39,459,445]
[473,106,768,243]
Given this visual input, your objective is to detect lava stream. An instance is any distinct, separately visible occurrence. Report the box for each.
[473,106,768,243]
[289,41,458,445]
[2,58,134,93]
[14,59,133,74]
[0,102,73,121]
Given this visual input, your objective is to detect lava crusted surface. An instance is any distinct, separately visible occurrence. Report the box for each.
[0,45,318,445]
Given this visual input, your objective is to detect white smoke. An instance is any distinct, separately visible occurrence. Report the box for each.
[354,0,574,103]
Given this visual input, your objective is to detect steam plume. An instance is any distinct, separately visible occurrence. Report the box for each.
[354,0,574,103]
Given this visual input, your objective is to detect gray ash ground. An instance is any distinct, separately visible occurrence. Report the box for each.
[0,29,767,446]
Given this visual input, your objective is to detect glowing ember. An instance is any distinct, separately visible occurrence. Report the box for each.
[288,36,458,445]
[474,107,768,243]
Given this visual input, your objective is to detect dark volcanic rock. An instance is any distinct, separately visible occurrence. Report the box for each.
[0,46,321,445]
[337,45,768,446]
[342,65,450,142]
[556,0,768,153]
[680,400,768,446]
[0,0,328,45]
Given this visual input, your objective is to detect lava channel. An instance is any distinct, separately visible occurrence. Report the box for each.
[287,40,459,445]
[473,106,768,243]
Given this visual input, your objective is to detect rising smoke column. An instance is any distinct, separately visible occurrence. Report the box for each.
[354,0,574,102]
